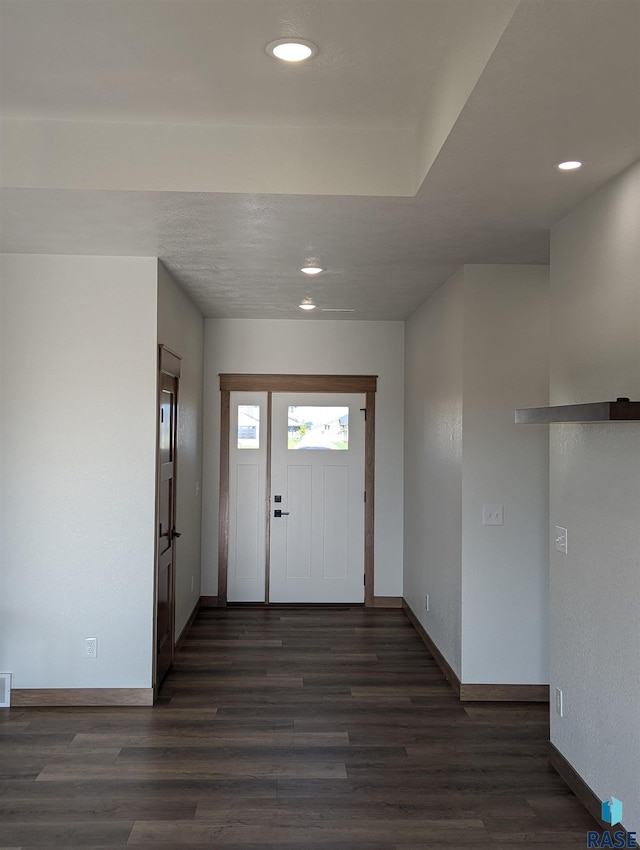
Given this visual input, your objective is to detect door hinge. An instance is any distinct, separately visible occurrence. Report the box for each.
[364,575,366,585]
[364,491,366,503]
[360,407,367,421]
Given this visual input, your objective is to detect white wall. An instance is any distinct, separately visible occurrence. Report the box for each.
[549,160,640,834]
[0,254,158,689]
[415,1,517,186]
[202,319,405,598]
[403,264,549,684]
[404,270,464,675]
[2,119,414,197]
[157,262,204,636]
[461,265,549,683]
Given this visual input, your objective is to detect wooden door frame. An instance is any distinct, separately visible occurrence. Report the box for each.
[218,374,377,607]
[154,345,181,695]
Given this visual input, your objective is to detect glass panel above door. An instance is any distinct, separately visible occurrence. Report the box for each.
[287,406,349,450]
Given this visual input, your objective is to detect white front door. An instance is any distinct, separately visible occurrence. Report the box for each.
[269,393,365,603]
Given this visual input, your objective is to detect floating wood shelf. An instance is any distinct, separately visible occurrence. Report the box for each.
[515,400,640,424]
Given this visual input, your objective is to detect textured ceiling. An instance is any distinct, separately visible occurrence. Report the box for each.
[1,0,639,320]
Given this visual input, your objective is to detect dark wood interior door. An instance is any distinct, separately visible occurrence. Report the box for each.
[156,348,180,691]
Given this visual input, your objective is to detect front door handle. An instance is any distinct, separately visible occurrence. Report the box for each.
[171,528,182,539]
[274,510,290,518]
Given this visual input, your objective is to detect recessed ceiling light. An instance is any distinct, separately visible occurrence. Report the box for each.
[266,39,318,62]
[557,160,584,171]
[299,301,316,311]
[300,266,324,276]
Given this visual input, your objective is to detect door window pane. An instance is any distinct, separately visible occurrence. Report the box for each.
[238,405,260,449]
[287,406,349,450]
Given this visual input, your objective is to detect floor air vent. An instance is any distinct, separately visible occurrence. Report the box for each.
[0,673,12,707]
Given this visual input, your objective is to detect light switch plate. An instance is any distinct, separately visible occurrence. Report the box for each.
[483,504,504,526]
[555,526,568,554]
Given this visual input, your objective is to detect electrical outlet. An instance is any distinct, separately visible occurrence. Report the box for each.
[555,687,563,717]
[425,594,430,612]
[85,637,98,658]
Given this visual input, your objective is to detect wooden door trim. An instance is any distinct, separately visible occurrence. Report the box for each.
[160,345,182,379]
[218,374,378,607]
[364,389,375,607]
[220,374,377,394]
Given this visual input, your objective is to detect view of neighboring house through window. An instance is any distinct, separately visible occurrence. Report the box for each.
[237,405,260,449]
[287,406,349,450]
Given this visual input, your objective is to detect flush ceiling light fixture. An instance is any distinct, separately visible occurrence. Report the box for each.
[299,300,317,311]
[266,39,318,62]
[557,160,584,171]
[300,259,324,275]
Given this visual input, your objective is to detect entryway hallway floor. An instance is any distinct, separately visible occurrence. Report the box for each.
[0,607,602,848]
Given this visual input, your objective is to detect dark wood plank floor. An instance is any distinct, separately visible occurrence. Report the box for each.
[0,607,603,848]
